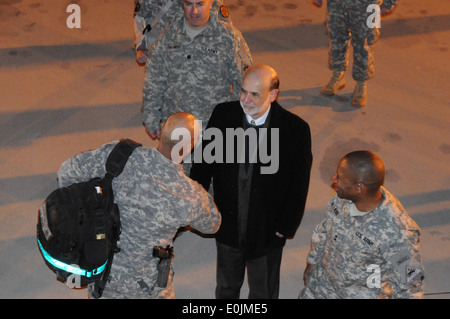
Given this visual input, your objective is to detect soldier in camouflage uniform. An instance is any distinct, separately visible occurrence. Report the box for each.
[299,151,424,299]
[57,113,221,298]
[313,0,399,106]
[142,0,252,139]
[133,0,234,64]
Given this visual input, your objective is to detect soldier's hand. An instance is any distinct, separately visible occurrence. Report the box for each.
[148,130,161,140]
[136,50,149,65]
[313,0,323,7]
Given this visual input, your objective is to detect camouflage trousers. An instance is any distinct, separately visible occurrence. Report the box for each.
[326,1,381,81]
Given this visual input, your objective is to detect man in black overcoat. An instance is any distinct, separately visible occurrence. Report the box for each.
[190,64,312,298]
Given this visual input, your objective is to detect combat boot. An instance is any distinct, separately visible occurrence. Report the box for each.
[352,81,367,107]
[320,70,345,96]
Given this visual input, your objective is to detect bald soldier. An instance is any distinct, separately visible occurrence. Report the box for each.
[299,151,424,299]
[57,112,221,298]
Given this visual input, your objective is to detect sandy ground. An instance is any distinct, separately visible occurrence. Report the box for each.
[0,0,448,299]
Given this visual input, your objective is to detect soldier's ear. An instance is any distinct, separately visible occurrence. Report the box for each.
[354,182,365,194]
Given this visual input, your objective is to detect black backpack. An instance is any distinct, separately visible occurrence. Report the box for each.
[36,138,141,298]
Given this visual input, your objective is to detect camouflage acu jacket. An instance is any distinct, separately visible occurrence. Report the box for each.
[301,187,424,299]
[142,11,252,132]
[133,0,233,51]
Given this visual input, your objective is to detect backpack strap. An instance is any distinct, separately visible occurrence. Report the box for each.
[105,138,142,177]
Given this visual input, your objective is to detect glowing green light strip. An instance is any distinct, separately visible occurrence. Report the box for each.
[37,239,107,278]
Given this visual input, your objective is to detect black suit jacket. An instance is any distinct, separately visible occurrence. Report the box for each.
[190,100,312,259]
